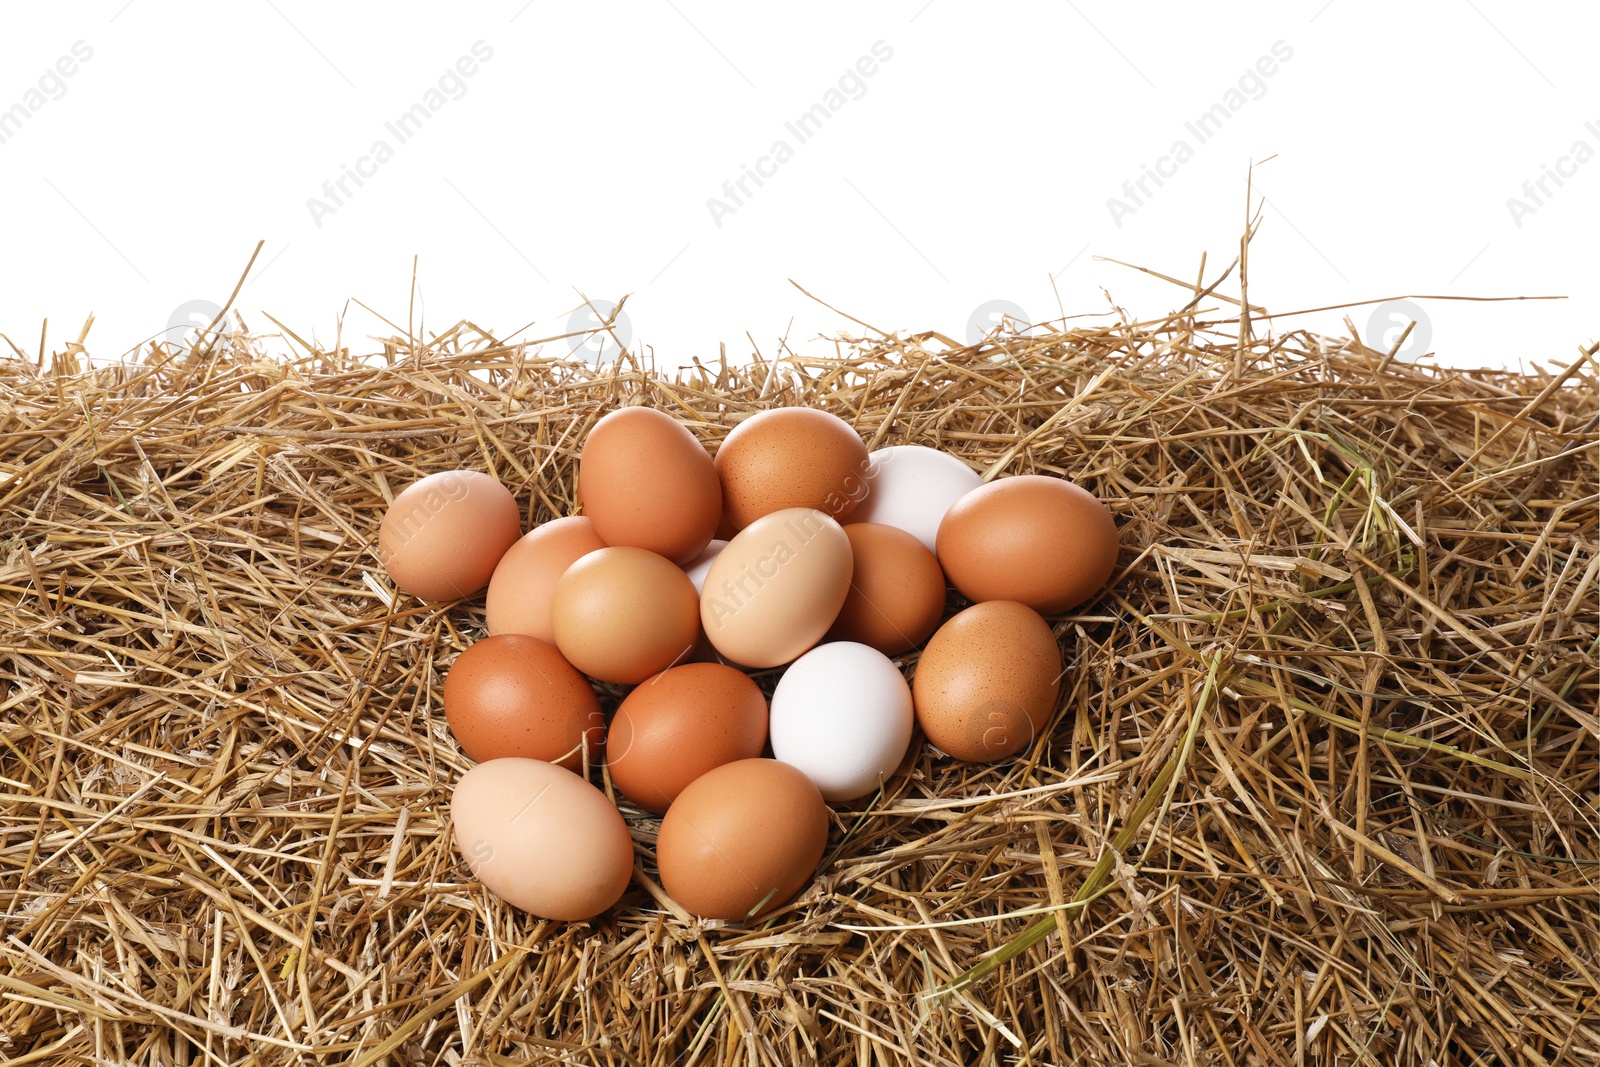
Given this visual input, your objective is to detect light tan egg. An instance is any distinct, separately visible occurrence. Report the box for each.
[451,757,633,921]
[699,508,852,669]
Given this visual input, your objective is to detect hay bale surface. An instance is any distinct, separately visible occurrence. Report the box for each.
[1,311,1595,1066]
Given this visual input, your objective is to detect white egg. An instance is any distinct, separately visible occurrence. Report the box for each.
[682,539,727,594]
[770,641,913,802]
[850,445,983,552]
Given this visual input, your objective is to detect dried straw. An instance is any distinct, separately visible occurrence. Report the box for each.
[1,277,1595,1065]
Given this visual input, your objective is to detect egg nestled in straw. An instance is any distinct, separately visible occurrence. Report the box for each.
[769,641,913,801]
[606,663,768,813]
[713,408,869,530]
[451,758,633,921]
[484,517,605,643]
[443,633,604,770]
[656,758,828,921]
[911,600,1062,762]
[578,407,721,565]
[378,470,521,601]
[937,474,1118,615]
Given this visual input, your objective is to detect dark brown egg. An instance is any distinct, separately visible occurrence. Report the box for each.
[443,634,605,769]
[607,663,768,813]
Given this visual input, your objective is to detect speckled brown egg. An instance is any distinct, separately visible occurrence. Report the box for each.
[827,523,946,656]
[484,517,606,643]
[551,547,701,685]
[444,634,605,769]
[606,663,768,813]
[579,407,721,565]
[911,601,1061,762]
[714,408,869,531]
[378,470,521,601]
[656,758,828,922]
[936,475,1118,615]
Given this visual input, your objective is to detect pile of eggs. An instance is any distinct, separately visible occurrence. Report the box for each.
[377,406,1119,923]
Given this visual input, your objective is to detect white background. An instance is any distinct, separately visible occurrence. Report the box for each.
[2,1,1594,371]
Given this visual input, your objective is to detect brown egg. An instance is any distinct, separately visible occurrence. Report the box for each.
[579,407,722,565]
[911,601,1061,762]
[607,663,768,813]
[444,634,605,770]
[378,470,521,601]
[699,508,853,669]
[936,475,1118,615]
[714,407,869,530]
[828,523,946,656]
[656,758,828,921]
[452,757,633,920]
[551,547,701,684]
[484,517,606,642]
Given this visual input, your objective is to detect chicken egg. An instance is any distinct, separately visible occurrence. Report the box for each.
[578,407,721,565]
[606,663,768,813]
[699,508,853,669]
[656,758,828,922]
[937,474,1118,615]
[378,470,521,601]
[484,517,606,643]
[551,547,701,684]
[451,757,633,921]
[849,444,982,552]
[911,600,1061,762]
[826,523,946,656]
[714,408,869,530]
[443,633,605,769]
[681,539,728,595]
[770,642,913,801]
